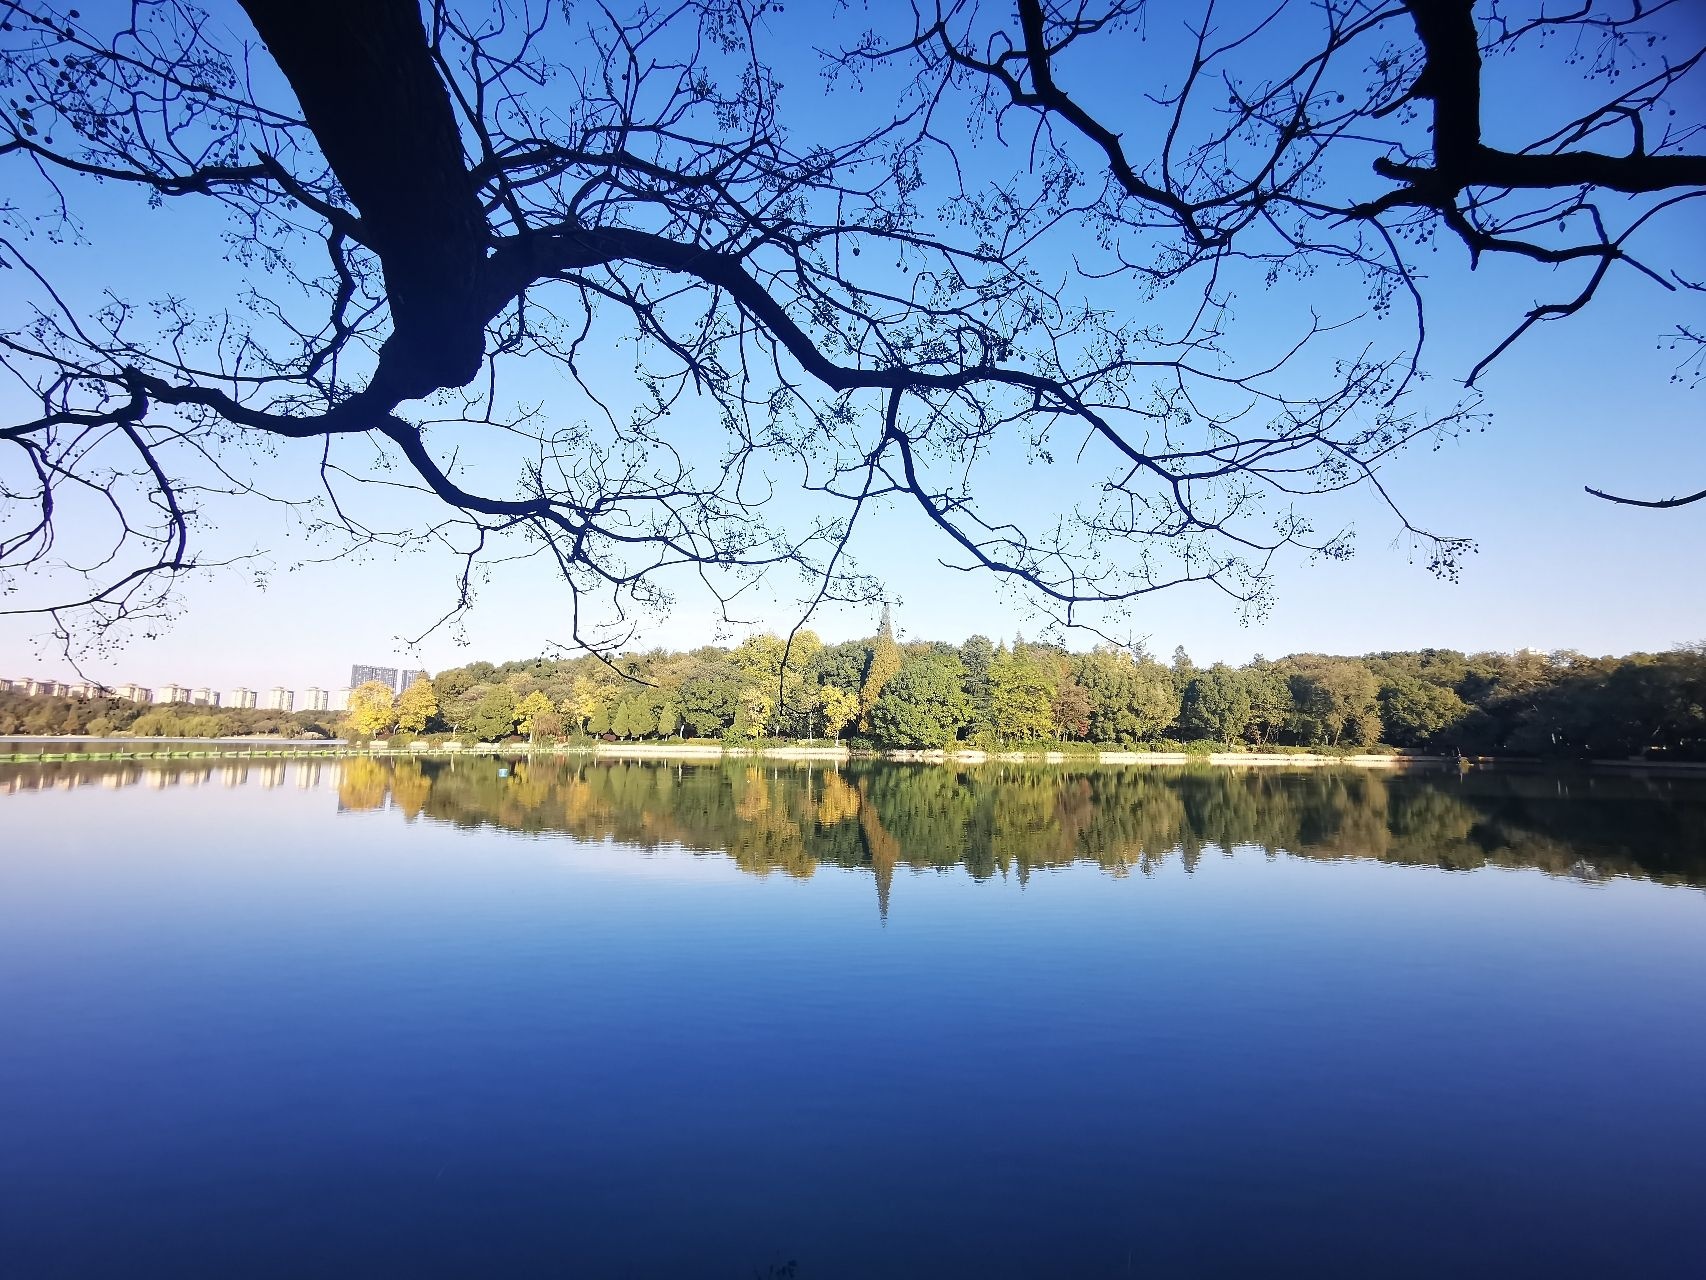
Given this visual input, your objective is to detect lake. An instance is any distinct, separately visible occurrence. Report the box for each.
[3,758,1704,1277]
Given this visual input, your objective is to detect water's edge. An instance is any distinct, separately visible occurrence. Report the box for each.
[7,737,1703,774]
[0,739,1465,767]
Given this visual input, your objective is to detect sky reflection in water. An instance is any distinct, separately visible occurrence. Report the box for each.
[2,759,1704,1278]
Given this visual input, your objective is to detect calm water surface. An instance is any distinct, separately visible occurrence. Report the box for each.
[2,759,1704,1278]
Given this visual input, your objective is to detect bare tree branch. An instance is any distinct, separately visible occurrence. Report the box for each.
[26,1,1691,653]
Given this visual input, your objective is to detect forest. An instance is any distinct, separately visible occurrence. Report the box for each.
[14,619,1698,760]
[0,697,334,742]
[407,629,1706,759]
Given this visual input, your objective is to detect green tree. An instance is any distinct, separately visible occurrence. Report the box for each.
[811,641,870,699]
[1378,677,1469,749]
[730,630,821,735]
[614,694,667,740]
[468,686,519,741]
[679,672,739,738]
[1180,665,1253,744]
[988,647,1058,744]
[431,668,476,711]
[1285,658,1380,746]
[1243,660,1293,746]
[444,687,486,739]
[869,649,972,748]
[959,634,996,738]
[1070,650,1181,744]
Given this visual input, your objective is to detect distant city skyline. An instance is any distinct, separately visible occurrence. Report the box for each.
[0,658,439,712]
[350,664,400,692]
[0,674,365,713]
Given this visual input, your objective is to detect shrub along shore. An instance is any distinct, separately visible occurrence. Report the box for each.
[0,737,1461,769]
[8,740,1704,777]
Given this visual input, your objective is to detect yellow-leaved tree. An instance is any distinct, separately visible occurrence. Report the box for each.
[858,605,902,732]
[344,681,397,739]
[817,685,858,744]
[396,676,439,735]
[517,690,557,741]
[562,675,605,735]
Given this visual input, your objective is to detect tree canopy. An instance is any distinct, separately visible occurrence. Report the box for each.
[395,675,438,735]
[344,679,398,738]
[2,1,1700,653]
[3,629,1703,757]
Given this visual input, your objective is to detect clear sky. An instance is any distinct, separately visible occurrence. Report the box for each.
[2,0,1702,695]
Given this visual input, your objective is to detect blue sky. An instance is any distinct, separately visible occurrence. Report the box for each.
[1,0,1701,692]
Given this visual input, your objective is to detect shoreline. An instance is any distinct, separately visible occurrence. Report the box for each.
[2,738,1702,773]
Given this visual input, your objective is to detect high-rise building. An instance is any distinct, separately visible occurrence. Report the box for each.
[159,684,191,704]
[116,684,153,704]
[67,681,110,699]
[267,687,294,712]
[351,664,399,691]
[231,687,258,709]
[329,687,350,712]
[191,688,220,707]
[397,668,429,693]
[303,687,329,712]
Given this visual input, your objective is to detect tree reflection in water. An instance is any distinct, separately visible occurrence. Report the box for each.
[7,759,1702,907]
[366,759,1704,908]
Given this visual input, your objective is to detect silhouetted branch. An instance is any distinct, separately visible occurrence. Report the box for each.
[37,1,1698,651]
[1584,483,1706,508]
